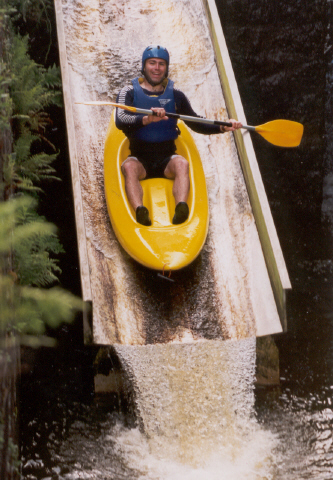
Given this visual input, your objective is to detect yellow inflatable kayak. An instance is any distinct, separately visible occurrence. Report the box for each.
[104,112,209,272]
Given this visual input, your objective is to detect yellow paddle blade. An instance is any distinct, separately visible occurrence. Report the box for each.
[255,120,304,147]
[75,101,137,112]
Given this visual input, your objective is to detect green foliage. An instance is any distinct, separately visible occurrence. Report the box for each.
[0,4,83,341]
[3,134,59,196]
[7,0,57,65]
[15,140,59,182]
[0,196,83,336]
[3,152,40,195]
[1,275,83,337]
[8,0,54,24]
[1,277,83,336]
[13,197,64,287]
[9,35,63,131]
[0,3,80,476]
[1,8,62,196]
[16,133,59,180]
[0,407,20,473]
[0,196,52,255]
[0,85,13,133]
[0,7,14,186]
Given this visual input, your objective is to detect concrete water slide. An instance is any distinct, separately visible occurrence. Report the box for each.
[54,0,290,346]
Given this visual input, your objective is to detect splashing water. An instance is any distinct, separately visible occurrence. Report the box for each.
[108,339,278,478]
[103,419,276,480]
[51,339,278,480]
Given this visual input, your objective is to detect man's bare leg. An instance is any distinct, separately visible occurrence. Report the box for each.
[121,158,151,225]
[164,155,190,204]
[164,155,190,224]
[121,158,146,209]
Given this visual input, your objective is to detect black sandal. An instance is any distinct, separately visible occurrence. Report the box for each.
[172,202,189,225]
[136,206,151,226]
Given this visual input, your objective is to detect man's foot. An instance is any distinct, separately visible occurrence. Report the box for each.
[136,206,151,226]
[172,202,189,225]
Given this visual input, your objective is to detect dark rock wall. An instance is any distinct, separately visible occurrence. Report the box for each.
[217,0,328,265]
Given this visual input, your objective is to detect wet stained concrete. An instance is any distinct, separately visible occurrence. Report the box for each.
[55,0,282,345]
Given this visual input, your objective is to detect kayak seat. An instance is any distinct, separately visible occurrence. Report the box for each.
[141,179,175,226]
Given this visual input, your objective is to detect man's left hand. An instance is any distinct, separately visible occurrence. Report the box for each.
[220,119,243,132]
[142,107,168,125]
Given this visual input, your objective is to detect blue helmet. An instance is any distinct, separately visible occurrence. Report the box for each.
[141,45,170,75]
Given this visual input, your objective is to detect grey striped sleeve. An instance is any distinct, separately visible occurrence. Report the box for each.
[116,85,141,125]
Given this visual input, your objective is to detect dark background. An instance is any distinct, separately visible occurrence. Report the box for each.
[217,0,333,394]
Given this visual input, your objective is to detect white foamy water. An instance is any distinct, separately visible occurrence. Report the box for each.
[60,417,277,480]
[111,339,278,478]
[104,419,277,480]
[57,339,278,479]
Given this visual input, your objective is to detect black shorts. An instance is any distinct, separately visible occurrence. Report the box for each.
[131,153,176,179]
[126,139,177,179]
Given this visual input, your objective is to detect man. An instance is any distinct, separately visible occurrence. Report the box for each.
[116,45,242,226]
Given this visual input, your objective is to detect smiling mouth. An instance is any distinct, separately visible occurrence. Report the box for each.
[144,69,166,86]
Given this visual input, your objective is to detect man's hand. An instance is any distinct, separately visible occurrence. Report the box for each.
[220,119,243,132]
[142,107,168,125]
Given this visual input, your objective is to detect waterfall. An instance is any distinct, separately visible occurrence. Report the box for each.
[109,339,277,478]
[41,339,278,479]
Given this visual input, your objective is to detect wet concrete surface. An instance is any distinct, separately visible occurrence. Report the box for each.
[55,0,282,345]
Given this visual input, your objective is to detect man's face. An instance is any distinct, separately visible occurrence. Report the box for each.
[143,58,167,86]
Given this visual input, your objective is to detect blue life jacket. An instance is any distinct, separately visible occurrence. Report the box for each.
[131,77,179,143]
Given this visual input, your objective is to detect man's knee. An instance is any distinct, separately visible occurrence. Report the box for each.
[121,158,145,179]
[121,159,135,176]
[166,155,189,177]
[177,157,189,174]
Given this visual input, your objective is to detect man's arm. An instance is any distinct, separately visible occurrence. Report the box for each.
[174,89,241,134]
[115,85,144,134]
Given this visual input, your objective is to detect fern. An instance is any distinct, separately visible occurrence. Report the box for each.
[8,0,53,24]
[13,133,59,184]
[0,196,54,255]
[13,201,64,287]
[10,35,61,122]
[0,277,83,337]
[0,5,82,475]
[0,197,83,336]
[11,132,38,162]
[3,151,52,196]
[0,2,83,342]
[1,16,62,194]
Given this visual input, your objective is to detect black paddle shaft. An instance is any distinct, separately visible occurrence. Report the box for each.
[150,109,233,127]
[134,106,255,131]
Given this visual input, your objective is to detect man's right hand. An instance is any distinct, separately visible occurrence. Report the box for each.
[142,107,168,125]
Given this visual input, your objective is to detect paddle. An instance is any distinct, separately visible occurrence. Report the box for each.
[76,101,304,147]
